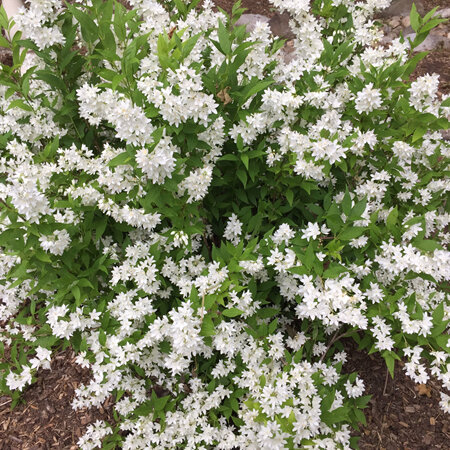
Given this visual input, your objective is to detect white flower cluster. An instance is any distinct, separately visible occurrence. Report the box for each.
[14,0,65,49]
[77,84,156,147]
[39,229,71,255]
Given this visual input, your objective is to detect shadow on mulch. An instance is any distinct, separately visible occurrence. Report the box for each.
[343,340,450,450]
[0,348,115,450]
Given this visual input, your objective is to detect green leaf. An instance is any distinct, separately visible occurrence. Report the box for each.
[217,20,231,54]
[412,239,443,252]
[154,395,170,411]
[0,35,10,48]
[7,99,33,112]
[339,227,365,240]
[323,263,348,279]
[108,151,131,167]
[412,126,426,142]
[342,188,352,216]
[182,33,200,59]
[410,3,420,32]
[200,315,216,336]
[35,250,52,263]
[241,153,249,170]
[241,79,273,102]
[403,51,428,78]
[99,329,107,346]
[72,286,81,302]
[94,216,108,241]
[286,190,294,207]
[113,2,126,41]
[257,308,279,319]
[236,168,247,187]
[321,406,349,424]
[34,70,66,92]
[348,196,366,221]
[432,302,444,324]
[302,241,315,270]
[68,5,98,43]
[386,207,398,231]
[382,351,396,378]
[222,308,244,317]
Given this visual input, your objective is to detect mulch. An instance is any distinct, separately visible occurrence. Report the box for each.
[0,348,115,450]
[0,0,449,449]
[344,340,450,449]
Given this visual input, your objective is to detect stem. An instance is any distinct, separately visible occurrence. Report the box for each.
[200,293,205,321]
[319,328,354,363]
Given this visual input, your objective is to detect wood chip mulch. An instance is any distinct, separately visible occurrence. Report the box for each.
[0,348,115,450]
[344,340,450,450]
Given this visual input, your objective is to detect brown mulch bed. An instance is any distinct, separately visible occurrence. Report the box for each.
[344,340,450,449]
[0,348,115,450]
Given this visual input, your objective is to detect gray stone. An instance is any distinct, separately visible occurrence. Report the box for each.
[269,12,296,40]
[439,8,450,19]
[404,32,450,51]
[235,14,270,34]
[375,0,425,19]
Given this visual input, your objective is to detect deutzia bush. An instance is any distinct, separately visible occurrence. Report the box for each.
[0,0,449,448]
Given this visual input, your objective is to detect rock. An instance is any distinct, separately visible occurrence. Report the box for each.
[405,32,450,51]
[401,15,411,28]
[388,16,401,28]
[379,33,396,46]
[269,12,295,40]
[439,8,450,19]
[235,14,270,34]
[375,0,425,18]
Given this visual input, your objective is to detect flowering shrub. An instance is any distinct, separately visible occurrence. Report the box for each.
[0,0,449,448]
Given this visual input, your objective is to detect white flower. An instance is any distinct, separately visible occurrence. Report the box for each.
[273,224,295,245]
[179,165,213,203]
[439,392,450,414]
[301,222,321,241]
[6,366,33,392]
[30,347,52,370]
[345,377,365,398]
[350,235,368,248]
[355,83,382,114]
[39,229,71,255]
[224,214,242,245]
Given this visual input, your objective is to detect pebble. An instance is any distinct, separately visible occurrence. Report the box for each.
[388,17,401,28]
[401,16,411,28]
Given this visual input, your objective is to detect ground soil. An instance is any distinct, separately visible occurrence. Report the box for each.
[0,0,449,449]
[0,348,115,450]
[343,340,450,449]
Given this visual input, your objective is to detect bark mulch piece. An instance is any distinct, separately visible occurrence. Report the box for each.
[344,340,450,450]
[0,348,115,450]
